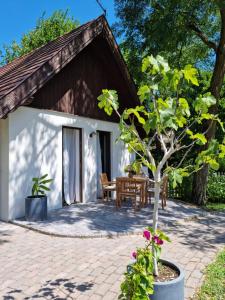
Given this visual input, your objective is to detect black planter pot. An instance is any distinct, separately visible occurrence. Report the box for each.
[25,196,47,221]
[150,259,184,300]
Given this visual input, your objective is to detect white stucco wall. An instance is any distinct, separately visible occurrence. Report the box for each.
[0,119,9,220]
[1,107,133,220]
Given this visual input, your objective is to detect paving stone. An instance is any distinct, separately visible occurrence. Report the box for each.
[95,283,112,296]
[185,286,195,299]
[0,202,224,300]
[102,291,117,300]
[192,269,203,279]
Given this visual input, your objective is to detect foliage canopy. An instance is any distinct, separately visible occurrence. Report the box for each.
[114,0,222,81]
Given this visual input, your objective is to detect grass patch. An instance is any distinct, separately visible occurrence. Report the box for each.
[205,202,225,212]
[196,249,225,300]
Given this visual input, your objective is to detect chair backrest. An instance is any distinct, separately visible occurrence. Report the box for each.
[161,176,168,196]
[116,177,141,194]
[148,179,155,189]
[100,173,108,186]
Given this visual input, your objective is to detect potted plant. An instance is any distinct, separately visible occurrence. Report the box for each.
[98,55,224,299]
[125,160,143,177]
[119,227,184,299]
[25,174,52,221]
[124,164,135,178]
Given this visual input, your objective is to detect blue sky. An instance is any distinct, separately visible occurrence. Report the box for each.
[0,0,116,49]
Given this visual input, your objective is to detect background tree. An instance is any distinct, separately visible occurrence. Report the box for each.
[0,10,79,65]
[114,0,225,205]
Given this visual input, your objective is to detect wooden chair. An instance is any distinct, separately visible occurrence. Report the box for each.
[146,179,155,205]
[100,173,116,201]
[116,177,142,210]
[146,176,168,209]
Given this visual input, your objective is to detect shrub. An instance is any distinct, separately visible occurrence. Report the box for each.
[206,172,225,203]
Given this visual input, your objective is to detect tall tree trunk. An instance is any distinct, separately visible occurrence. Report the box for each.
[152,173,161,276]
[192,8,225,205]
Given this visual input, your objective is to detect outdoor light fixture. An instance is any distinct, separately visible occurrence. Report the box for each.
[89,131,97,138]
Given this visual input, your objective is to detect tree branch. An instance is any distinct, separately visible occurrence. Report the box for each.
[148,132,156,148]
[188,23,217,52]
[176,143,195,169]
[175,119,197,145]
[159,133,167,154]
[113,107,156,169]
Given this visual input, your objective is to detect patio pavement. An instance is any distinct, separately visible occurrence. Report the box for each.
[13,199,208,237]
[1,201,224,300]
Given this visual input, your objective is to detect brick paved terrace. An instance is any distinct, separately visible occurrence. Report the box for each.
[0,201,224,300]
[13,200,206,238]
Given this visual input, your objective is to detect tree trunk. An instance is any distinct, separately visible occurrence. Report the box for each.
[192,8,225,205]
[152,175,161,276]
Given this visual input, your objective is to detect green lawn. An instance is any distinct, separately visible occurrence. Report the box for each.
[196,249,225,300]
[205,202,225,212]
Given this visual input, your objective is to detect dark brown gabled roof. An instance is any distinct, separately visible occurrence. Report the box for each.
[0,15,137,119]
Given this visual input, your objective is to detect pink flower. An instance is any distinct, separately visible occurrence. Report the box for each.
[132,251,137,259]
[153,235,163,245]
[143,230,151,240]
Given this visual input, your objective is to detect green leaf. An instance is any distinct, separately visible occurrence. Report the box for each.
[142,55,159,73]
[219,144,225,158]
[39,190,45,195]
[178,98,190,116]
[32,177,39,182]
[182,65,199,86]
[40,179,53,184]
[141,158,156,172]
[39,185,50,191]
[97,89,119,116]
[145,112,157,133]
[171,69,182,90]
[196,140,220,170]
[157,97,178,129]
[137,85,150,103]
[194,93,216,113]
[175,114,187,128]
[202,94,216,107]
[186,130,207,145]
[201,113,214,120]
[208,159,220,170]
[31,174,52,196]
[193,133,207,145]
[124,107,147,125]
[168,168,189,188]
[156,55,170,73]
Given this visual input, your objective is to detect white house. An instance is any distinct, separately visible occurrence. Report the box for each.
[0,15,138,221]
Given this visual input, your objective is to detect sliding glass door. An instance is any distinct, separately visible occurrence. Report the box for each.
[62,127,82,205]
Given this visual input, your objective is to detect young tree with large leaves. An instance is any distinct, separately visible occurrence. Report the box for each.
[98,55,224,275]
[114,0,225,205]
[0,10,79,65]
